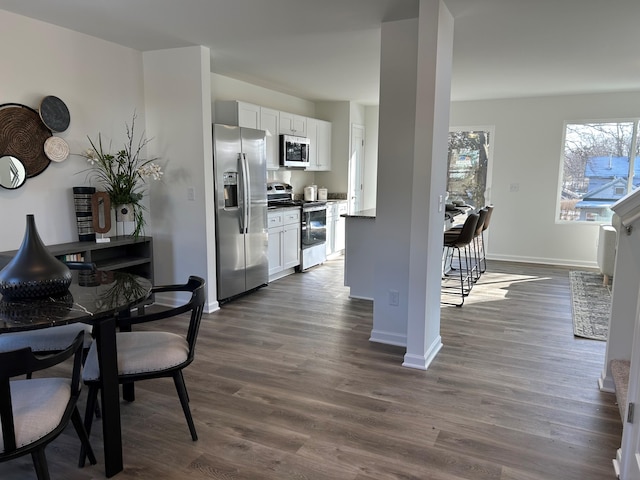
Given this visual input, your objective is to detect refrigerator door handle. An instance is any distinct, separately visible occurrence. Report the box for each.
[240,153,250,234]
[237,153,245,233]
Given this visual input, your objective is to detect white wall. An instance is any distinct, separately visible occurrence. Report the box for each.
[372,17,419,346]
[0,10,146,252]
[143,46,215,309]
[450,91,640,267]
[211,74,315,117]
[315,101,351,195]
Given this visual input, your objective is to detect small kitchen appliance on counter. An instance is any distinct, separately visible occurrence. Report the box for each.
[304,186,315,201]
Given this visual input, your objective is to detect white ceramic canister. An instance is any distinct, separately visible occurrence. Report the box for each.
[317,187,328,201]
[304,186,315,201]
[310,184,318,201]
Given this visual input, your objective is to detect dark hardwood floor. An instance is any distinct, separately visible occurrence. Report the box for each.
[1,258,622,479]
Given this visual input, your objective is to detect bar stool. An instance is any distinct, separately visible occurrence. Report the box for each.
[479,205,494,274]
[446,207,488,283]
[442,212,479,307]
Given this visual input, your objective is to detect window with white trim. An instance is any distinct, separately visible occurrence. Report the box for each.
[447,129,492,209]
[559,121,640,222]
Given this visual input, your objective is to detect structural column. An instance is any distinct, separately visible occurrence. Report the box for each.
[372,0,454,369]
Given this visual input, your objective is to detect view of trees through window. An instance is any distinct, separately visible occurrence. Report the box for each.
[447,130,490,209]
[559,121,640,222]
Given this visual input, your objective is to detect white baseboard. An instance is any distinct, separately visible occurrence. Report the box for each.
[403,336,443,370]
[488,253,597,269]
[369,330,406,347]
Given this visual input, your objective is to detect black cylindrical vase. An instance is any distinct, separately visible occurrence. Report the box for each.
[73,186,96,241]
[0,214,72,299]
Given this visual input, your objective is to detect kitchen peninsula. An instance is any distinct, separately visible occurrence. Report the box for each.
[342,207,460,300]
[342,208,376,300]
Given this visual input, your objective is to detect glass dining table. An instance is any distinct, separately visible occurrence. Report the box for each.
[0,269,152,478]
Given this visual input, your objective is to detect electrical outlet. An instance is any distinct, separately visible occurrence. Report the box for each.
[389,290,399,306]
[187,186,196,201]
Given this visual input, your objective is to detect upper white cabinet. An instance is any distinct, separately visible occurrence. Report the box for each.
[216,100,260,129]
[215,100,280,170]
[216,100,331,171]
[260,107,280,170]
[306,118,332,171]
[279,112,307,136]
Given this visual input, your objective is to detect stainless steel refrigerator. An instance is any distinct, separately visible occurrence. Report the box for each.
[213,124,268,302]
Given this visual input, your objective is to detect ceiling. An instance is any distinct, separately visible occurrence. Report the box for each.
[1,0,639,104]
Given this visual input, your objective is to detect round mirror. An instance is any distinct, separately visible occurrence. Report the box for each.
[0,155,27,189]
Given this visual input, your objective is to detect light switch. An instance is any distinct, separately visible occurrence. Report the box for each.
[187,186,196,201]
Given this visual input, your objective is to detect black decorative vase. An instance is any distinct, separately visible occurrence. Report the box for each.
[0,214,72,299]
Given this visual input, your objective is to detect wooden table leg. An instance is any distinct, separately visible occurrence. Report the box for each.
[94,317,123,477]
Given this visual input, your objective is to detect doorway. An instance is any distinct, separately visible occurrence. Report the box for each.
[349,124,365,214]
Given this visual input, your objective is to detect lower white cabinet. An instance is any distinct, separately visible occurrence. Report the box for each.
[268,208,301,278]
[326,201,348,256]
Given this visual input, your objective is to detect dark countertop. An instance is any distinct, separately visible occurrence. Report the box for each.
[342,208,376,218]
[343,206,471,221]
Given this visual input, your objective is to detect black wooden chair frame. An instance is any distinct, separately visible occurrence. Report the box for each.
[0,331,96,479]
[80,276,206,466]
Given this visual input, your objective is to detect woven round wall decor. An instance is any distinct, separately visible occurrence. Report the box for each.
[44,136,70,162]
[0,103,51,178]
[39,95,70,132]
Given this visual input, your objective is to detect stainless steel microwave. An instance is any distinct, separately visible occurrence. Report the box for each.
[279,134,310,168]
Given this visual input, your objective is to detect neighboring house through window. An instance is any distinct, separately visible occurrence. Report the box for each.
[558,121,640,222]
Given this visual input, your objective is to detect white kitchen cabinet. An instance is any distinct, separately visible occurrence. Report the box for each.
[268,208,301,279]
[282,222,300,269]
[326,201,348,256]
[216,100,280,170]
[279,111,307,136]
[215,100,260,128]
[307,118,332,171]
[260,107,280,170]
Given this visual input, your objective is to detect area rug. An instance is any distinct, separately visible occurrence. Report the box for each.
[569,270,611,341]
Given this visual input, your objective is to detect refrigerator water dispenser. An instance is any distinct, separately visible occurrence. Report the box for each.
[223,171,238,208]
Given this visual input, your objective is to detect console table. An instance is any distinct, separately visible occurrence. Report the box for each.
[0,236,154,283]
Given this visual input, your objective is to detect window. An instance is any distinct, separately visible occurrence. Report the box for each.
[558,120,640,222]
[447,129,492,208]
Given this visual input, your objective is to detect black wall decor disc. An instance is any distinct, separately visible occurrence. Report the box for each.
[39,95,70,132]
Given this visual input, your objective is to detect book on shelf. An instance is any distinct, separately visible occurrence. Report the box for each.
[58,253,85,263]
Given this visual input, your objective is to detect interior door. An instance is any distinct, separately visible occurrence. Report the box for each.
[349,124,365,214]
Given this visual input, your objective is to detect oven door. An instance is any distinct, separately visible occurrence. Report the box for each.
[301,205,326,249]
